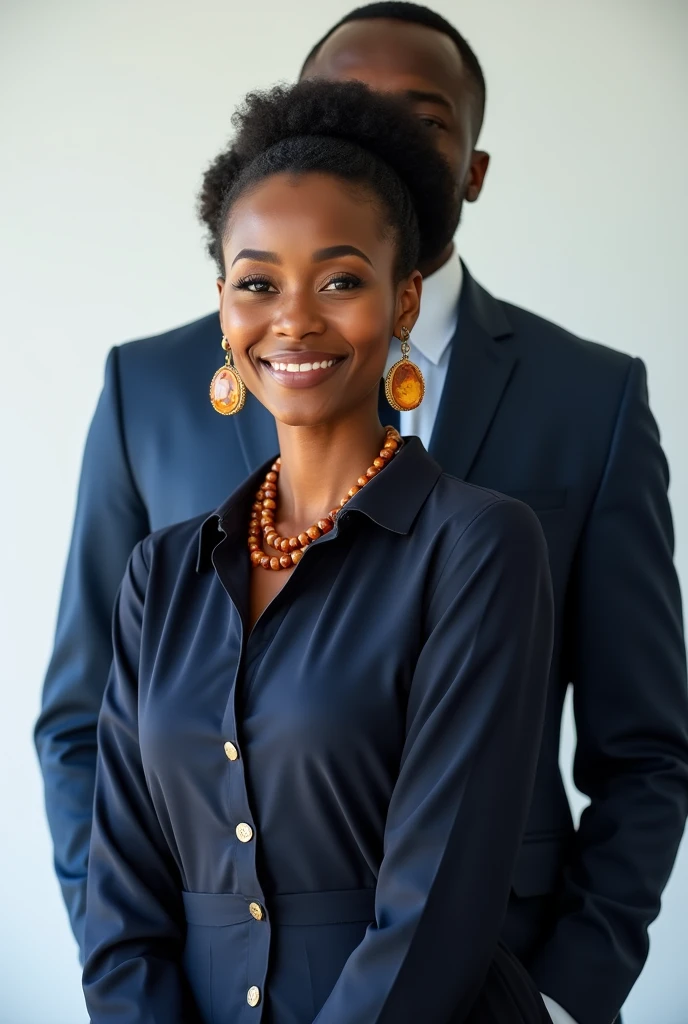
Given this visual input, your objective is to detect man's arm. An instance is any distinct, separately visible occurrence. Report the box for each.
[530,358,688,1024]
[34,346,149,956]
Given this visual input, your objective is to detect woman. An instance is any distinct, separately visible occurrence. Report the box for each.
[83,80,554,1023]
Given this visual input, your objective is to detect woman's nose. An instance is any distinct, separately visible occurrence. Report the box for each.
[271,291,326,341]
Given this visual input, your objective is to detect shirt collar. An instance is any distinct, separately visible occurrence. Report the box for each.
[409,249,463,366]
[196,437,442,572]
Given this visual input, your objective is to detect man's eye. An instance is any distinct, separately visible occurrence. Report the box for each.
[419,116,442,130]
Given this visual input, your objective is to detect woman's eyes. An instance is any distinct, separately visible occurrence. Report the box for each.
[233,273,362,293]
[234,275,275,293]
[322,274,362,291]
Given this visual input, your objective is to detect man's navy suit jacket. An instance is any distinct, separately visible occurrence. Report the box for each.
[36,268,688,1024]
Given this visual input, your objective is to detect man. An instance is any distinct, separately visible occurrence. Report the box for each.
[35,5,688,1023]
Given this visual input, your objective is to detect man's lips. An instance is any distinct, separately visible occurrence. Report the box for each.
[260,351,346,389]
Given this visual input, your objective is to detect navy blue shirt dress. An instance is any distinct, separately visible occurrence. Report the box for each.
[82,438,554,1024]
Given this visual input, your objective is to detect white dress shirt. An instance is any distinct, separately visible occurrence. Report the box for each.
[383,250,579,1024]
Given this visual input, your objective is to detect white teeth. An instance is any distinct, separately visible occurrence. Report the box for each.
[269,358,337,372]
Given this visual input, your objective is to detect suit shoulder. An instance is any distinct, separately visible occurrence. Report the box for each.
[116,312,219,367]
[501,298,632,375]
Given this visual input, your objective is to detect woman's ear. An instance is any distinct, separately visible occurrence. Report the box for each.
[394,270,423,337]
[216,278,226,335]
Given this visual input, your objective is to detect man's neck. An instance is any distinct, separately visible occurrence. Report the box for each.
[418,241,455,279]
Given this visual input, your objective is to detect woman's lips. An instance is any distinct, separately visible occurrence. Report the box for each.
[260,352,345,389]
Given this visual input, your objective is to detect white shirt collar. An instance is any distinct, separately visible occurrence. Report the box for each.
[410,250,463,366]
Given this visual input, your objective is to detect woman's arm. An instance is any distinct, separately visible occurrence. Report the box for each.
[82,539,201,1023]
[315,497,554,1024]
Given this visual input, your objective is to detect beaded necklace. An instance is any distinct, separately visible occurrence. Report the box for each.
[248,426,403,570]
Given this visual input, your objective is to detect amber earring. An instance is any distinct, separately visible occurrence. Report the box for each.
[209,336,246,416]
[385,326,425,412]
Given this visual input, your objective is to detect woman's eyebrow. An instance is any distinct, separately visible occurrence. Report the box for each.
[312,245,373,267]
[231,248,281,267]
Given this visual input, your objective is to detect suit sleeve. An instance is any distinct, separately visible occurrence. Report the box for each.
[34,347,150,955]
[529,358,688,1024]
[315,498,554,1024]
[82,539,201,1023]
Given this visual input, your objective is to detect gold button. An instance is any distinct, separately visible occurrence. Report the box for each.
[236,822,254,843]
[249,901,264,921]
[224,741,239,761]
[247,985,261,1007]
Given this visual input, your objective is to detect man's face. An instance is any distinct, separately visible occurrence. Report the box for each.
[302,19,489,209]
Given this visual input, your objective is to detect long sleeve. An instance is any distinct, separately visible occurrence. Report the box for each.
[529,358,688,1024]
[82,539,201,1023]
[34,347,150,953]
[314,498,554,1024]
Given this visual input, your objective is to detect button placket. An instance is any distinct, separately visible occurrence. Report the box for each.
[220,630,269,1021]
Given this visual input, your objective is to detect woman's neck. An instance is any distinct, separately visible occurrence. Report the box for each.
[273,402,386,536]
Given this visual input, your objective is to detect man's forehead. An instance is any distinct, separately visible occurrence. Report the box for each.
[307,18,463,85]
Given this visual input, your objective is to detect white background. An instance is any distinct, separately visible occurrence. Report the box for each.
[1,0,686,1021]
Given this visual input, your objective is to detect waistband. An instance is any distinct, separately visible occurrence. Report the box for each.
[182,887,375,928]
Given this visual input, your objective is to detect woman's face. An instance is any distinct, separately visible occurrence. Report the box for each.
[217,172,421,428]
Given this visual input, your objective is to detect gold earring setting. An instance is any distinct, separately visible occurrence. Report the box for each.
[210,336,246,416]
[385,326,425,412]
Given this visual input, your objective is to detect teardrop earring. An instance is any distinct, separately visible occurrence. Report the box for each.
[385,326,425,412]
[209,336,246,416]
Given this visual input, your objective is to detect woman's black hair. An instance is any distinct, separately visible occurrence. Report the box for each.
[197,79,457,280]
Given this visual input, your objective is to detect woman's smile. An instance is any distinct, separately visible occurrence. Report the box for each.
[260,350,346,389]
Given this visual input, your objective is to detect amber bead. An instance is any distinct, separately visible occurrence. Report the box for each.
[288,536,300,549]
[373,457,386,470]
[249,524,260,536]
[263,488,276,500]
[317,519,333,534]
[378,448,393,461]
[357,476,368,487]
[365,466,378,478]
[249,541,260,551]
[306,525,321,540]
[280,538,291,552]
[279,554,292,569]
[384,438,399,451]
[250,550,264,566]
[298,532,310,547]
[266,471,278,482]
[263,498,276,510]
[348,485,360,498]
[260,555,271,569]
[291,550,303,565]
[269,557,281,571]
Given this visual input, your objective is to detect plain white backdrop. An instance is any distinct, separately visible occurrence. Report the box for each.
[1,0,686,1020]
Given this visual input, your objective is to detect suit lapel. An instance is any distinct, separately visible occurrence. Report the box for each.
[430,267,517,480]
